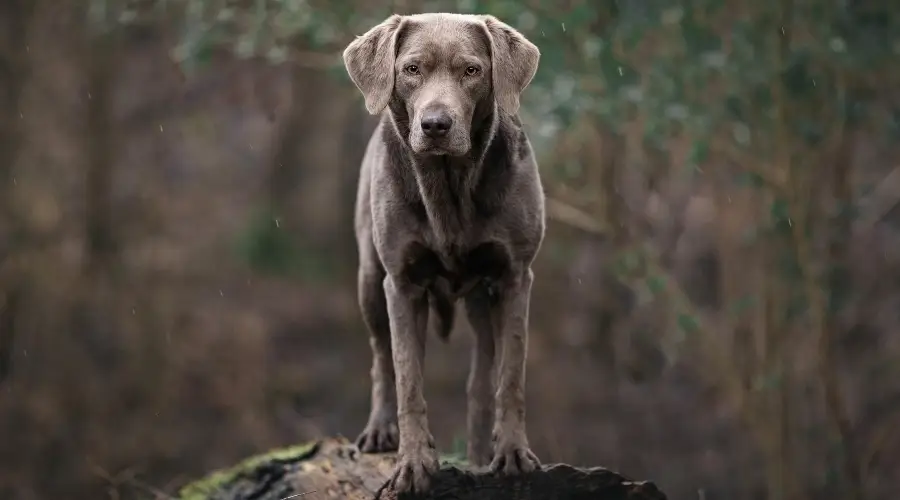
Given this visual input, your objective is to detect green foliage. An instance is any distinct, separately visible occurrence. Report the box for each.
[236,208,342,282]
[236,208,298,276]
[440,435,470,467]
[98,0,899,338]
[646,274,666,296]
[727,294,756,318]
[94,0,897,154]
[676,313,699,336]
[179,442,317,500]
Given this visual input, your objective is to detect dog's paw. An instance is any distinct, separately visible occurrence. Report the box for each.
[490,432,540,475]
[388,445,440,494]
[355,416,399,453]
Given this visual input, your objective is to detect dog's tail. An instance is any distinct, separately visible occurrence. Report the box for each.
[429,290,455,342]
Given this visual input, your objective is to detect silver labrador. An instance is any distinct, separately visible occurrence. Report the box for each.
[342,12,543,494]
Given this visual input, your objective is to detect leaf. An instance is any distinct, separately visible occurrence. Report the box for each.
[734,171,765,188]
[676,313,700,335]
[686,139,709,170]
[780,50,815,99]
[680,11,721,55]
[724,95,744,120]
[646,274,666,295]
[236,208,297,276]
[727,295,756,317]
[769,198,790,223]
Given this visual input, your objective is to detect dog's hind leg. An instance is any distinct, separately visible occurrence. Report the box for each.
[464,286,497,466]
[355,261,400,453]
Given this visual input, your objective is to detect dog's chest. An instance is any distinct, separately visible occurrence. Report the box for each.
[414,167,481,249]
[429,242,505,299]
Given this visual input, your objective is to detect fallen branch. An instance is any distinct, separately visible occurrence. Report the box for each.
[178,437,668,500]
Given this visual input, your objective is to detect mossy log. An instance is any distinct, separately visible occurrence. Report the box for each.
[179,437,668,500]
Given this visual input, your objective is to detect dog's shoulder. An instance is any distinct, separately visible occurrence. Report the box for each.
[475,112,539,203]
[363,114,423,210]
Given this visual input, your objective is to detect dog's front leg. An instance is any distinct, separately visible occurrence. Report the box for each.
[464,286,496,467]
[491,268,540,475]
[383,275,439,493]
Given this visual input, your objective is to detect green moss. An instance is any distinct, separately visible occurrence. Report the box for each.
[440,435,470,468]
[178,442,318,500]
[439,454,470,468]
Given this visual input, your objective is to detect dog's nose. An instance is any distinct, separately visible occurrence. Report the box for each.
[421,110,453,138]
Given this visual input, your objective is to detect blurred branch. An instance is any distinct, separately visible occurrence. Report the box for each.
[0,0,37,387]
[84,27,122,274]
[289,50,342,69]
[856,166,900,230]
[547,192,814,493]
[120,50,341,131]
[546,197,609,235]
[861,394,900,475]
[547,197,735,391]
[0,289,21,384]
[772,6,863,499]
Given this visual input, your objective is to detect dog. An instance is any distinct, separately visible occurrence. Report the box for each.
[342,13,543,494]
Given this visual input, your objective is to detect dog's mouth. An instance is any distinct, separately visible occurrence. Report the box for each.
[413,139,470,158]
[419,146,451,156]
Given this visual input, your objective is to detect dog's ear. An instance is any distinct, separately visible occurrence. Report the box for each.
[480,15,540,115]
[343,15,406,115]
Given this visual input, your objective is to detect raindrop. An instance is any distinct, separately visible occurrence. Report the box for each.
[219,290,224,297]
[617,66,623,76]
[159,124,163,132]
[561,23,566,32]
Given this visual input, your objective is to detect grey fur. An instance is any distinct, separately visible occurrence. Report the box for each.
[343,13,543,494]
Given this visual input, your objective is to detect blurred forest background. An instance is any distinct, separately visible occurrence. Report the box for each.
[1,0,899,499]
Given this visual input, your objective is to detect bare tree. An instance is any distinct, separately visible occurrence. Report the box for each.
[0,0,37,384]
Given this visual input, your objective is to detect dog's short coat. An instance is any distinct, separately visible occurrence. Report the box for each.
[342,13,543,494]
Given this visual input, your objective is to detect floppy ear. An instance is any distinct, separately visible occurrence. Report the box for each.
[342,15,406,115]
[481,15,540,115]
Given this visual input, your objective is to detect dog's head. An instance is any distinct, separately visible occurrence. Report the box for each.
[343,13,539,157]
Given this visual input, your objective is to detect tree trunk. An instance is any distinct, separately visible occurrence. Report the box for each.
[0,0,37,385]
[84,28,120,274]
[179,438,668,500]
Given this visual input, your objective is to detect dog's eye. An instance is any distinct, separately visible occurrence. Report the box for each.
[405,65,420,75]
[465,66,480,76]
